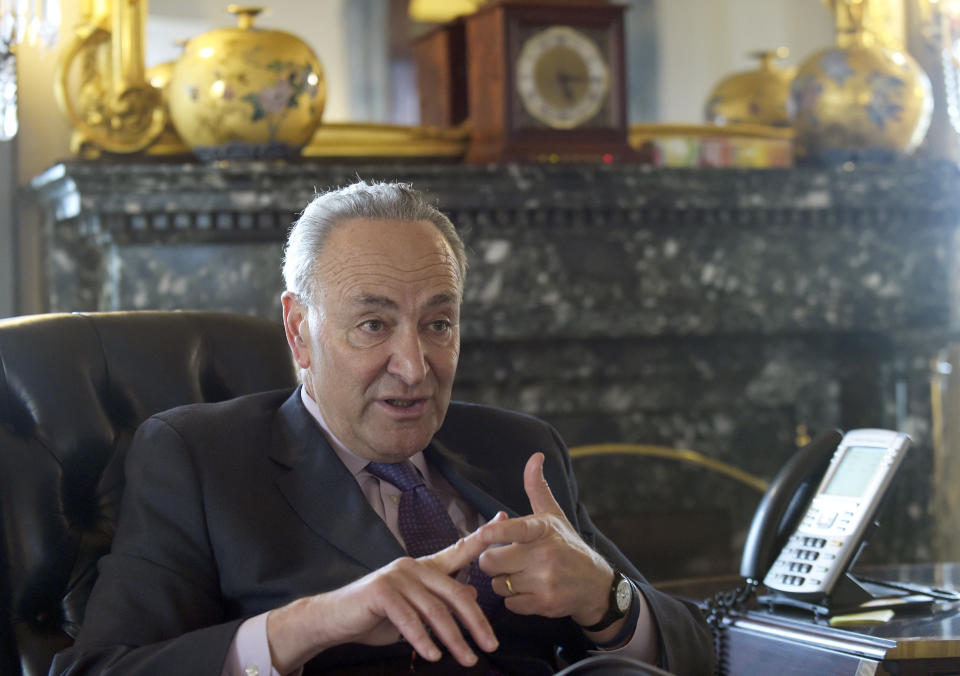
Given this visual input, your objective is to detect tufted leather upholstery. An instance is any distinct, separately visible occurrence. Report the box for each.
[0,311,297,676]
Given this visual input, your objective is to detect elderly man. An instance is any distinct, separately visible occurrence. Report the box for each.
[52,181,714,675]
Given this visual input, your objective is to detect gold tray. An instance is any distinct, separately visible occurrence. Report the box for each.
[147,121,793,162]
[302,121,469,159]
[629,122,794,143]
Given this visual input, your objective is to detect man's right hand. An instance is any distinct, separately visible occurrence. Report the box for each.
[265,515,504,674]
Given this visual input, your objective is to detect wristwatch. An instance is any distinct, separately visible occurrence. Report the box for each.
[583,571,634,632]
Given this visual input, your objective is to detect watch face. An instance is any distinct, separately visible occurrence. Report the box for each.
[515,26,610,130]
[615,577,632,613]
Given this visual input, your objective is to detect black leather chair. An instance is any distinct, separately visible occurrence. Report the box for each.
[0,311,297,676]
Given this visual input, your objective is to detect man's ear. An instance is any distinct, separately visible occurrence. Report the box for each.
[281,291,311,369]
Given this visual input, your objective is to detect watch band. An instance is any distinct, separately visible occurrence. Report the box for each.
[583,571,632,633]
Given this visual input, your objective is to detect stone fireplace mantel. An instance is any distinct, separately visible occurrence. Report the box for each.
[29,159,960,569]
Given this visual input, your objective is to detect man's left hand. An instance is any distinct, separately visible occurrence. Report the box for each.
[476,452,614,627]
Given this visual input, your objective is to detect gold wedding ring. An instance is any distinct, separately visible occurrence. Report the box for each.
[504,575,515,596]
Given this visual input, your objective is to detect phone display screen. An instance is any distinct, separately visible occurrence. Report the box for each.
[822,445,886,497]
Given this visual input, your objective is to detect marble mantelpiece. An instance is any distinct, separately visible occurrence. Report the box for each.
[30,161,960,332]
[29,159,960,572]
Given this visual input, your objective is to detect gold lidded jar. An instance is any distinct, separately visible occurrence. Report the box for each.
[705,48,795,128]
[167,5,326,161]
[789,0,932,163]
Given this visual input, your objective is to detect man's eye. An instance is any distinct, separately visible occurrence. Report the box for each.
[429,320,451,332]
[360,319,384,332]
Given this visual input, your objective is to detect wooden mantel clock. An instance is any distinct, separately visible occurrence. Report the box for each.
[462,0,632,164]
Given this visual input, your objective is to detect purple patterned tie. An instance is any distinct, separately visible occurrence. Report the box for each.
[366,460,500,617]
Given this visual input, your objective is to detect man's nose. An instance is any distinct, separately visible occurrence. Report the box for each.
[386,327,428,385]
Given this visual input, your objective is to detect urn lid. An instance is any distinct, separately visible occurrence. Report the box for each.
[185,5,314,50]
[705,48,794,128]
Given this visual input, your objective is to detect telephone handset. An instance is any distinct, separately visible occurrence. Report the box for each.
[739,428,912,612]
[739,429,844,585]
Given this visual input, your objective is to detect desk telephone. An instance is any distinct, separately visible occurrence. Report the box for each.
[716,428,930,617]
[703,428,960,676]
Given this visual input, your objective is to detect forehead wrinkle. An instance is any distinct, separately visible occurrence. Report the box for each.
[345,291,459,312]
[335,267,460,292]
[352,294,398,309]
[321,256,461,299]
[331,264,462,307]
[426,292,458,307]
[322,249,457,276]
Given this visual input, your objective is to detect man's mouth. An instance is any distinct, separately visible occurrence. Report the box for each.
[384,398,422,408]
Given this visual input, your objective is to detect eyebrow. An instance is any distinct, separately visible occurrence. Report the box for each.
[352,292,459,309]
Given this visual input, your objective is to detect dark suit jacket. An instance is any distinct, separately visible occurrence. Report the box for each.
[50,388,714,675]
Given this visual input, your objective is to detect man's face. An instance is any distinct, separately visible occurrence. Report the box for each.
[282,218,462,463]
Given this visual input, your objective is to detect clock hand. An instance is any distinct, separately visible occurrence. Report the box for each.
[556,71,578,101]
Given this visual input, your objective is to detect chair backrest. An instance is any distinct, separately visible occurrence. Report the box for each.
[570,444,768,583]
[0,311,297,676]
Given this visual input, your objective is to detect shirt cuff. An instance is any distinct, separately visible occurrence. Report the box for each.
[222,612,303,676]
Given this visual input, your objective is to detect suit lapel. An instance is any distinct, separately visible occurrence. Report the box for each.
[426,438,520,520]
[268,391,521,569]
[269,390,405,571]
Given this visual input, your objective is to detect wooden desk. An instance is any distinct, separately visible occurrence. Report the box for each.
[861,563,960,675]
[660,563,960,676]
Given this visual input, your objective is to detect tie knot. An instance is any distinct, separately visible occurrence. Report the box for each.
[366,460,424,492]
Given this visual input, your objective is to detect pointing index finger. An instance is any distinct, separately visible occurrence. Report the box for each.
[426,511,508,573]
[427,527,490,574]
[480,514,548,546]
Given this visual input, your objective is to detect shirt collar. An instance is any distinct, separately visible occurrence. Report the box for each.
[299,387,431,479]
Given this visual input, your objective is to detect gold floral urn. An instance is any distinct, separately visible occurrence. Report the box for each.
[789,0,932,163]
[705,48,795,127]
[167,5,326,161]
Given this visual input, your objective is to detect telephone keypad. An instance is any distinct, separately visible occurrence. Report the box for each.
[770,530,846,593]
[777,574,807,586]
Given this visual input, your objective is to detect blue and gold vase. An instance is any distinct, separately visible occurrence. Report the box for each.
[790,0,932,163]
[167,5,326,161]
[705,48,794,128]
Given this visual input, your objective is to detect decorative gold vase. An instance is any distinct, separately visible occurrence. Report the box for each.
[705,48,795,128]
[167,5,326,161]
[145,41,191,155]
[790,0,933,163]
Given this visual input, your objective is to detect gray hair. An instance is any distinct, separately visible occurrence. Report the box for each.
[282,180,467,303]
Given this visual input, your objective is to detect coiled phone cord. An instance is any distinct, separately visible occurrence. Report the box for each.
[703,578,760,676]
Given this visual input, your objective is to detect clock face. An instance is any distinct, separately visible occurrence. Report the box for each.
[514,26,610,130]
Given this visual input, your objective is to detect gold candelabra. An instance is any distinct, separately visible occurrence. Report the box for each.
[54,0,165,156]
